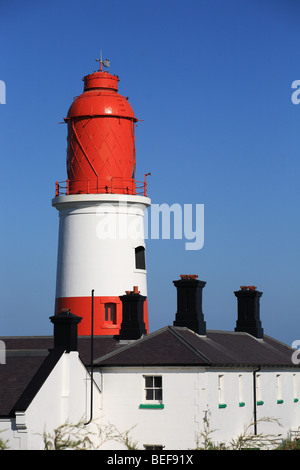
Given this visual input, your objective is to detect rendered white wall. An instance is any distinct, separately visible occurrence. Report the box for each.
[0,352,101,450]
[252,369,300,438]
[2,359,300,450]
[98,366,300,450]
[99,367,203,450]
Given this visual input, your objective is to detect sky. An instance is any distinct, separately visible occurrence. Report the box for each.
[0,0,299,346]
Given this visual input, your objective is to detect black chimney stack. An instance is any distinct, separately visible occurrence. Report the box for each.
[118,286,147,340]
[50,310,82,352]
[173,275,206,335]
[234,286,264,339]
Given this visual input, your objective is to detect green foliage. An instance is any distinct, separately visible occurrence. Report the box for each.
[0,430,9,450]
[275,438,300,450]
[194,411,226,450]
[0,439,9,450]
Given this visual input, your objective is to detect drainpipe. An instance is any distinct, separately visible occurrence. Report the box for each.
[253,366,261,435]
[85,289,94,425]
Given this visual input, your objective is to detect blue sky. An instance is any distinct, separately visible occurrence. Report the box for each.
[0,0,299,346]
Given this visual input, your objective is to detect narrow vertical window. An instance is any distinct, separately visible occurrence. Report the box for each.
[239,374,244,406]
[104,303,116,324]
[218,375,225,407]
[276,374,283,403]
[256,374,263,404]
[293,374,298,402]
[135,246,146,270]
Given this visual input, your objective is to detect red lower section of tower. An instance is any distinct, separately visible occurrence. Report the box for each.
[55,296,149,336]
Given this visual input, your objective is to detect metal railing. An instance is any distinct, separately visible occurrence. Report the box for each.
[55,173,150,197]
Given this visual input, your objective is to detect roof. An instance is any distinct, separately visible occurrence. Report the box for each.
[0,327,297,417]
[93,326,297,368]
[0,335,118,417]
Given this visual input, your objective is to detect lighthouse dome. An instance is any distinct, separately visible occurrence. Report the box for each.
[67,71,137,121]
[65,69,138,195]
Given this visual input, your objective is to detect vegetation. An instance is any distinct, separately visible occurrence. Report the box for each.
[229,417,282,450]
[2,415,300,450]
[42,420,138,450]
[0,430,9,450]
[275,438,300,450]
[195,412,284,450]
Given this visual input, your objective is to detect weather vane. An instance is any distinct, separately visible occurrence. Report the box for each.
[96,51,110,72]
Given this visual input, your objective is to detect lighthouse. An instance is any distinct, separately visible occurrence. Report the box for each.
[52,58,151,336]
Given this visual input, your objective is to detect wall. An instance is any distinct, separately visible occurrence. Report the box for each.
[99,367,204,450]
[98,366,300,449]
[0,352,101,450]
[253,368,300,439]
[2,359,300,450]
[54,194,150,299]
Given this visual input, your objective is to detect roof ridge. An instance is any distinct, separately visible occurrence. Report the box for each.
[93,326,171,364]
[168,326,211,364]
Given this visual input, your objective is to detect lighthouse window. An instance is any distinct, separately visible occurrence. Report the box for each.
[135,246,146,270]
[104,303,116,323]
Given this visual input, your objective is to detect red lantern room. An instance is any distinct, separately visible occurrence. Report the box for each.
[64,60,138,195]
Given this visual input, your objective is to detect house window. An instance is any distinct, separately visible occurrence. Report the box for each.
[293,374,298,402]
[135,246,146,270]
[144,445,164,450]
[104,303,116,323]
[238,374,244,406]
[276,374,283,403]
[256,374,263,405]
[144,376,163,402]
[218,375,225,405]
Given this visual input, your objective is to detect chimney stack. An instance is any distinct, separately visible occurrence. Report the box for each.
[173,275,206,335]
[50,310,82,352]
[234,286,264,339]
[118,287,147,340]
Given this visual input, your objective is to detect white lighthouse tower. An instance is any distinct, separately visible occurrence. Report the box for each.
[52,60,151,336]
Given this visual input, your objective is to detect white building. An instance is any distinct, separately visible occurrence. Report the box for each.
[0,276,299,450]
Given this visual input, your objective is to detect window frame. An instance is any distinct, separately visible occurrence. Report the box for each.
[144,445,164,450]
[104,302,116,324]
[143,375,163,404]
[135,245,146,271]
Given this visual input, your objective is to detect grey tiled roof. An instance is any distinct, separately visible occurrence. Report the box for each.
[93,327,297,367]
